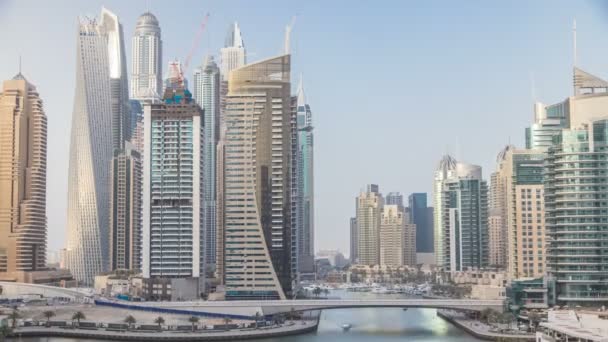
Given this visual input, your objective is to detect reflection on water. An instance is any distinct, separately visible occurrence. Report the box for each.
[12,290,482,342]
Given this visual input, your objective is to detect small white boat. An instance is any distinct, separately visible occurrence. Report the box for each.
[342,323,352,331]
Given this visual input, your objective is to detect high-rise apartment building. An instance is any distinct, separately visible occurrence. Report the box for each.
[66,8,127,285]
[0,73,47,274]
[131,12,162,100]
[350,217,357,263]
[380,205,405,267]
[488,145,513,269]
[221,55,293,300]
[296,79,315,275]
[439,162,489,272]
[142,85,203,287]
[193,56,220,271]
[403,221,417,266]
[356,185,383,265]
[409,193,433,253]
[433,155,457,268]
[495,148,546,279]
[545,118,608,306]
[109,143,142,271]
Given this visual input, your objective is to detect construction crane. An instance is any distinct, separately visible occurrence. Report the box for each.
[178,12,210,86]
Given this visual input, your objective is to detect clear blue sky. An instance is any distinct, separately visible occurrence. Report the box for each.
[1,0,608,257]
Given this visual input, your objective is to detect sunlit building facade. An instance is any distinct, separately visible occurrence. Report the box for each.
[221,55,293,300]
[433,155,457,268]
[0,74,47,274]
[66,8,127,285]
[356,184,383,265]
[131,12,162,100]
[142,86,203,287]
[545,119,608,306]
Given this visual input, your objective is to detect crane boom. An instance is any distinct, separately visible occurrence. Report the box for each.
[179,12,210,86]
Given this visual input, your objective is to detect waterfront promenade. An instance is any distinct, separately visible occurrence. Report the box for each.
[437,310,535,341]
[7,320,319,341]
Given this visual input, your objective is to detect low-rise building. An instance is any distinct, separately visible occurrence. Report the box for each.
[536,310,608,342]
[0,269,74,286]
[507,277,556,312]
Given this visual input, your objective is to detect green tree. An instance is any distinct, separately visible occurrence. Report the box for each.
[188,316,199,332]
[8,309,20,329]
[124,315,136,330]
[322,288,330,297]
[312,287,322,297]
[0,325,12,341]
[154,316,165,329]
[43,310,56,326]
[71,311,85,325]
[479,308,498,325]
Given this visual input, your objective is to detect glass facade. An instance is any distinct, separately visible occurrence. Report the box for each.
[545,119,608,305]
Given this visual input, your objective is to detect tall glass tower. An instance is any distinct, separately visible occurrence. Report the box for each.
[438,162,489,272]
[66,8,127,285]
[296,78,314,275]
[433,155,457,268]
[193,56,220,271]
[545,119,608,306]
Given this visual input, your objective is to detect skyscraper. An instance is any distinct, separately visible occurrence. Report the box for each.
[545,118,608,306]
[131,12,162,100]
[526,68,608,150]
[433,155,457,268]
[438,162,489,272]
[0,73,47,274]
[220,22,246,82]
[109,143,142,271]
[409,193,433,253]
[219,22,246,122]
[296,78,315,275]
[386,192,404,208]
[380,205,405,267]
[221,55,293,300]
[488,145,513,269]
[66,8,127,285]
[350,217,357,263]
[356,185,383,265]
[193,56,220,271]
[142,84,203,287]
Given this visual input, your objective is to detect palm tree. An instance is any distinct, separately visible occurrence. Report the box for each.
[154,316,165,329]
[124,315,136,330]
[43,310,55,326]
[312,287,322,297]
[322,288,330,298]
[223,317,232,327]
[188,316,199,332]
[252,312,262,329]
[72,311,86,325]
[8,309,20,329]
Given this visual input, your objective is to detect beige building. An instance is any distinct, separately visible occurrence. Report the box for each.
[0,73,47,274]
[495,148,546,279]
[403,222,416,266]
[380,205,404,267]
[356,184,383,265]
[488,151,510,269]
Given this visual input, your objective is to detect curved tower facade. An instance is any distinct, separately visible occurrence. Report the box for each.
[66,8,127,285]
[222,55,292,300]
[131,12,162,100]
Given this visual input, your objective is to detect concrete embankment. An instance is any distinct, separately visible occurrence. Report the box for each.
[8,320,319,341]
[437,311,535,342]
